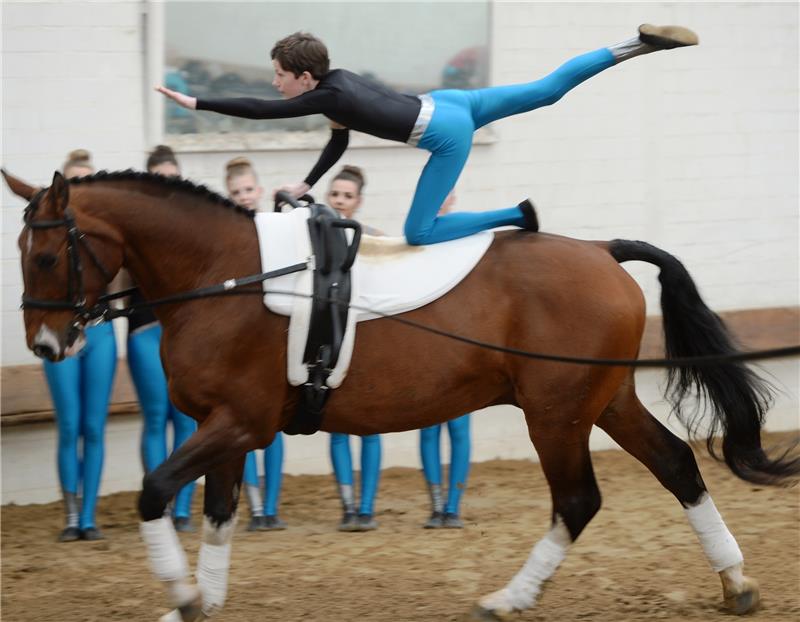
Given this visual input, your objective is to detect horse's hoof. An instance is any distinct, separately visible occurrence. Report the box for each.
[159,594,207,622]
[724,577,760,615]
[177,595,208,622]
[463,605,513,622]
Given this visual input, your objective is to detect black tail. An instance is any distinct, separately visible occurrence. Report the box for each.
[609,239,800,486]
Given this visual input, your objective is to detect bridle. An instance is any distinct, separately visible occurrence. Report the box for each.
[21,190,115,336]
[20,189,310,332]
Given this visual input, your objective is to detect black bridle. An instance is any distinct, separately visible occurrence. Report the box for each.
[20,189,311,331]
[21,192,115,334]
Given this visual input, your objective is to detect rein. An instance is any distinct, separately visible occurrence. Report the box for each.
[96,281,800,369]
[92,263,309,321]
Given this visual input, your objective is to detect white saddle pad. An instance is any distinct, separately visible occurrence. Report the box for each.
[255,209,493,387]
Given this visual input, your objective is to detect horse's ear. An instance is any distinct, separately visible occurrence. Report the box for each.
[50,170,70,210]
[1,168,40,200]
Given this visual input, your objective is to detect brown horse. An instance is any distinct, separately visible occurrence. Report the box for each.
[5,169,798,621]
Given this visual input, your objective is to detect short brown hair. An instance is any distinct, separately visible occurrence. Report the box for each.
[271,32,330,80]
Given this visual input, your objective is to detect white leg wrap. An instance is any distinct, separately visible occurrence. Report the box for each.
[140,517,198,607]
[480,517,571,612]
[196,515,237,616]
[684,493,743,572]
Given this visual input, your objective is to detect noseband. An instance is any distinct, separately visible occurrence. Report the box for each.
[22,191,114,329]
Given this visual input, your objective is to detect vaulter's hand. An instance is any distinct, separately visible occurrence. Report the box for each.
[155,86,197,110]
[273,181,311,200]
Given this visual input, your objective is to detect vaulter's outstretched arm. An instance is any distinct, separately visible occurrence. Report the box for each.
[155,85,336,119]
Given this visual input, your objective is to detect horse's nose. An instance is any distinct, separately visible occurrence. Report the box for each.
[33,325,62,361]
[33,343,57,360]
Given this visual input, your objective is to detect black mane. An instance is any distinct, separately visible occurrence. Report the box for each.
[69,169,255,219]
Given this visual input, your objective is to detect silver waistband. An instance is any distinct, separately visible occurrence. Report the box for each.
[407,93,435,147]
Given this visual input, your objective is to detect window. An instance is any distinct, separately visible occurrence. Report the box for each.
[163,1,491,137]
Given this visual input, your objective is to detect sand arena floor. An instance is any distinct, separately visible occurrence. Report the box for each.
[2,431,798,622]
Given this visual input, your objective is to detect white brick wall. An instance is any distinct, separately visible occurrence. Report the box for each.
[2,2,798,366]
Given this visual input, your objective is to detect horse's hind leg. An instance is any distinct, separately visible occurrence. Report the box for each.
[474,415,601,619]
[138,407,256,621]
[597,377,759,615]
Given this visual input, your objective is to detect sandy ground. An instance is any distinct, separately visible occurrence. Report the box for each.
[2,431,798,622]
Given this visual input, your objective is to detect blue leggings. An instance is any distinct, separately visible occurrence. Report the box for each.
[243,433,284,516]
[43,322,117,529]
[420,414,471,515]
[406,47,616,244]
[330,433,381,515]
[128,324,197,518]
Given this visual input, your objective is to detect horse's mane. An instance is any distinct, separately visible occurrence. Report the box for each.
[69,169,255,219]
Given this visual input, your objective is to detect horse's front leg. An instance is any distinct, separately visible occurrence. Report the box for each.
[138,407,255,622]
[158,458,246,622]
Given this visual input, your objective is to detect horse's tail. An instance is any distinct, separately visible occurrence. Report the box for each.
[608,238,800,486]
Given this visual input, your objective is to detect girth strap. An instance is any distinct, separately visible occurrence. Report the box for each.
[285,203,361,435]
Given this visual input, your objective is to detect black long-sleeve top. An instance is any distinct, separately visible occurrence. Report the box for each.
[197,69,422,187]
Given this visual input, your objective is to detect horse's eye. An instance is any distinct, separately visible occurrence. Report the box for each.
[34,253,57,270]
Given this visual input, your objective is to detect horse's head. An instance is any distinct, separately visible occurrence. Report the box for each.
[3,168,123,361]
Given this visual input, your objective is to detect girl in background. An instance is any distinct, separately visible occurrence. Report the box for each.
[325,165,382,531]
[419,193,471,529]
[46,149,117,541]
[420,415,471,528]
[126,145,198,532]
[224,157,287,531]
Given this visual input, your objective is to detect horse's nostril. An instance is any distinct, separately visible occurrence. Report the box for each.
[33,344,55,360]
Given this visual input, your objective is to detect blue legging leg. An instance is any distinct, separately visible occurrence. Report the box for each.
[44,357,82,502]
[128,326,169,473]
[130,324,197,519]
[420,425,443,485]
[74,323,116,529]
[405,48,616,245]
[467,48,616,128]
[243,451,259,487]
[46,335,116,530]
[262,433,284,517]
[445,414,471,515]
[169,405,197,518]
[358,435,382,515]
[330,433,354,486]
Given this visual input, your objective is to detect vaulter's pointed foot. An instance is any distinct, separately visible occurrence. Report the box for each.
[424,511,444,529]
[519,198,539,232]
[638,24,699,49]
[443,512,464,529]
